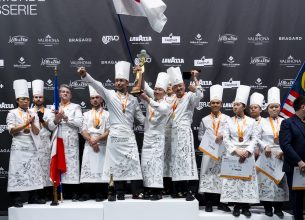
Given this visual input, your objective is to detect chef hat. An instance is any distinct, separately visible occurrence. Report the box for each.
[115,61,130,81]
[155,72,169,91]
[234,85,251,105]
[32,79,44,96]
[167,66,183,86]
[267,87,280,106]
[88,85,100,97]
[210,84,223,102]
[250,92,264,108]
[13,79,29,99]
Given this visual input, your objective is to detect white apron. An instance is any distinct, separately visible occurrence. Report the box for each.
[198,114,229,194]
[220,116,259,203]
[163,124,172,177]
[80,109,109,183]
[171,124,198,181]
[102,124,142,181]
[7,108,44,192]
[256,117,289,201]
[32,107,53,187]
[141,131,165,188]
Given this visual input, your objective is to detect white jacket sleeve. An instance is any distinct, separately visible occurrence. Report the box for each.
[81,73,110,101]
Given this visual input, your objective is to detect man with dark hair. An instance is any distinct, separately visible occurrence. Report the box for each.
[280,95,305,220]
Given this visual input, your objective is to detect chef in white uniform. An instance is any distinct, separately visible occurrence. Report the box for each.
[48,84,83,201]
[140,72,171,200]
[198,84,231,212]
[78,61,145,201]
[7,79,44,207]
[167,67,203,201]
[256,87,289,217]
[249,92,265,160]
[79,85,110,201]
[221,85,259,217]
[30,79,55,200]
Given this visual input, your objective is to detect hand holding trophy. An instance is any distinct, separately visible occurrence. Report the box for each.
[131,49,149,95]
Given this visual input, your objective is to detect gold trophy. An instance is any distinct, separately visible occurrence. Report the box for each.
[130,49,149,95]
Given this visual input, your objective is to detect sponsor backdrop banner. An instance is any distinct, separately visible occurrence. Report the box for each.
[0,0,304,212]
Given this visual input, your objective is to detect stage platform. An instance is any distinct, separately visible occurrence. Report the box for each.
[9,196,294,220]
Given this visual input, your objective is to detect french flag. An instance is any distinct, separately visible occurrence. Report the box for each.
[49,69,66,187]
[280,62,305,118]
[112,0,167,33]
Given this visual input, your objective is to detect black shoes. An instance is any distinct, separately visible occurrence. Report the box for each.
[274,209,284,218]
[265,208,273,217]
[232,207,240,217]
[150,194,162,201]
[132,193,144,199]
[205,204,213,212]
[13,199,23,208]
[71,193,79,202]
[218,204,231,212]
[95,194,104,202]
[108,194,116,202]
[171,192,184,198]
[185,191,195,201]
[117,193,125,200]
[241,208,252,217]
[78,194,90,202]
[28,196,46,204]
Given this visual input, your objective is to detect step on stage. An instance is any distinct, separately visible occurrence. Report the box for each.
[9,196,293,220]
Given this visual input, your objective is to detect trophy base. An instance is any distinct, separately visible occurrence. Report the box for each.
[130,89,143,96]
[50,200,59,206]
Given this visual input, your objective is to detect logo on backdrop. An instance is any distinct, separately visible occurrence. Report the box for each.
[250,56,270,66]
[222,56,240,68]
[37,34,59,46]
[13,57,31,69]
[134,55,152,65]
[248,33,269,45]
[162,33,181,44]
[129,35,152,45]
[218,34,238,44]
[102,35,119,44]
[0,167,8,179]
[279,36,302,41]
[278,79,294,88]
[222,78,240,88]
[194,56,213,67]
[0,102,14,111]
[280,55,302,68]
[70,57,92,68]
[103,79,115,88]
[190,33,208,45]
[0,59,4,68]
[196,102,210,110]
[68,37,92,43]
[69,80,87,89]
[100,60,118,65]
[198,79,212,89]
[44,79,54,91]
[161,57,184,66]
[8,35,28,45]
[41,58,61,67]
[0,83,4,88]
[0,125,7,134]
[80,101,87,109]
[250,77,268,90]
[0,148,10,153]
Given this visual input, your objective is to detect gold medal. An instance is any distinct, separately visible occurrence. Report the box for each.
[238,137,244,142]
[24,128,30,134]
[274,137,279,144]
[171,112,175,119]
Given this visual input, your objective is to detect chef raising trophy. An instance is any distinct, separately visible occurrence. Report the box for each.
[131,49,149,95]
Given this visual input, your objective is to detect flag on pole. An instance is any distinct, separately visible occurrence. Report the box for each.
[113,0,167,33]
[280,62,305,118]
[50,70,66,187]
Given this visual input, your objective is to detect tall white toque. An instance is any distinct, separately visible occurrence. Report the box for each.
[155,72,169,91]
[267,87,280,106]
[115,61,131,81]
[32,79,44,96]
[234,85,251,105]
[210,84,223,102]
[88,85,100,97]
[13,79,29,99]
[167,66,183,86]
[250,92,264,108]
